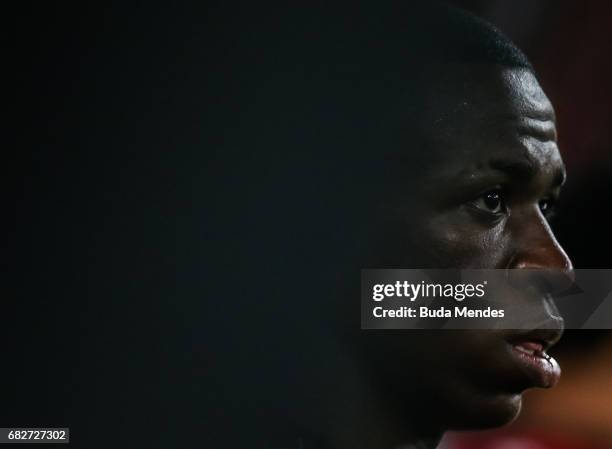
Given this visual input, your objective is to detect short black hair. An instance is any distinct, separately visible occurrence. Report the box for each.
[342,2,534,72]
[425,3,533,69]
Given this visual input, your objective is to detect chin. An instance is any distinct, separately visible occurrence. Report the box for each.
[449,392,523,430]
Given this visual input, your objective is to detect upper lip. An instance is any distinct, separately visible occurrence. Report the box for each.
[504,326,563,352]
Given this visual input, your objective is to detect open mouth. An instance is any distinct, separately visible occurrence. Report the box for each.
[505,329,562,388]
[513,341,546,357]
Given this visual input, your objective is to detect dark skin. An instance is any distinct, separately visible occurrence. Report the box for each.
[298,64,573,449]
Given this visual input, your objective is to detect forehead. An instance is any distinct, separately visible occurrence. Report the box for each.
[413,65,562,176]
[421,64,554,125]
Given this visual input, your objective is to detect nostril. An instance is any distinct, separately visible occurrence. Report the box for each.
[508,248,570,271]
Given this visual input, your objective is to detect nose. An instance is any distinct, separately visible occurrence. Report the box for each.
[508,208,573,273]
[506,208,574,326]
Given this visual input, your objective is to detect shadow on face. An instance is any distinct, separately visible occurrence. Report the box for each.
[354,64,573,432]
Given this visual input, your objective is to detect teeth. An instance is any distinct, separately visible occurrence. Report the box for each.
[513,344,549,359]
[514,345,536,356]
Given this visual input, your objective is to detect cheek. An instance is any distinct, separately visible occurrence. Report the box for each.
[413,213,512,268]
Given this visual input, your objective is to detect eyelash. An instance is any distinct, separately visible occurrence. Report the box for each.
[539,197,557,220]
[468,189,506,221]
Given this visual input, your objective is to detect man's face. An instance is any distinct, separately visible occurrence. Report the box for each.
[365,65,572,432]
[405,65,570,271]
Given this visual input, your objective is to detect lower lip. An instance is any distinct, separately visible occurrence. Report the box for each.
[508,344,561,388]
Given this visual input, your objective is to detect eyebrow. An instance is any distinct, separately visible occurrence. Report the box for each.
[488,157,566,187]
[489,157,537,180]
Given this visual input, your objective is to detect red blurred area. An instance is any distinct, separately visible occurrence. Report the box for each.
[443,432,600,449]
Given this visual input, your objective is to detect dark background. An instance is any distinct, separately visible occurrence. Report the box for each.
[8,1,612,447]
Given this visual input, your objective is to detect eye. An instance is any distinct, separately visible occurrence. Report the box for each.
[539,198,552,212]
[471,189,506,215]
[539,197,556,218]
